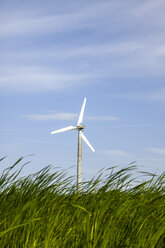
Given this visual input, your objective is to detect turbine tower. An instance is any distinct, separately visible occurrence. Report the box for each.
[51,98,95,192]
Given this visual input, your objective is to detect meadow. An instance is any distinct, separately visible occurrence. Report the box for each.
[0,157,164,248]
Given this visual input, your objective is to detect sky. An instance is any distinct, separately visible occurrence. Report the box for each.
[0,0,165,180]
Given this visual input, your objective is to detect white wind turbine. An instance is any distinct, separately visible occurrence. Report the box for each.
[51,98,95,192]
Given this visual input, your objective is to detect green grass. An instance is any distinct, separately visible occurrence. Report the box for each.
[0,157,164,247]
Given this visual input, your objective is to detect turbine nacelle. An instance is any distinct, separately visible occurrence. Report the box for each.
[77,125,85,130]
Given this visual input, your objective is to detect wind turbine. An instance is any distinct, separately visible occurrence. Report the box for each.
[51,98,95,192]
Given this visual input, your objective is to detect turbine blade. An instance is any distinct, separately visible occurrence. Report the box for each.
[77,97,87,125]
[81,132,95,152]
[51,126,77,134]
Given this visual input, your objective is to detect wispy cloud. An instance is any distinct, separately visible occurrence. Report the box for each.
[86,116,119,121]
[152,46,165,57]
[0,0,163,44]
[106,124,156,128]
[110,88,165,102]
[25,112,119,121]
[147,148,165,155]
[0,66,93,93]
[0,2,121,38]
[102,150,132,157]
[1,42,142,61]
[26,113,77,121]
[0,12,83,37]
[1,0,164,39]
[133,0,165,24]
[1,0,165,94]
[146,88,165,101]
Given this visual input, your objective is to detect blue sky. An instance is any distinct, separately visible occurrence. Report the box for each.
[0,0,165,179]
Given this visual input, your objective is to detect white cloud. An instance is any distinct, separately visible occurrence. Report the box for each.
[152,46,165,57]
[0,66,93,93]
[1,0,165,94]
[0,2,120,38]
[54,42,141,58]
[107,124,155,128]
[134,0,165,22]
[146,89,165,101]
[86,116,119,121]
[26,113,77,121]
[111,88,165,102]
[1,0,164,39]
[147,148,165,155]
[26,112,119,121]
[102,150,132,157]
[1,42,142,61]
[142,89,165,101]
[0,12,79,37]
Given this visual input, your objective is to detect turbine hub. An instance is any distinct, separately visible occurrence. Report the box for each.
[77,125,85,130]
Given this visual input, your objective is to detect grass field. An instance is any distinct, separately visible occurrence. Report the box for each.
[0,157,164,248]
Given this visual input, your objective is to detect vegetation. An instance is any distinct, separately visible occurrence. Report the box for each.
[0,157,164,247]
